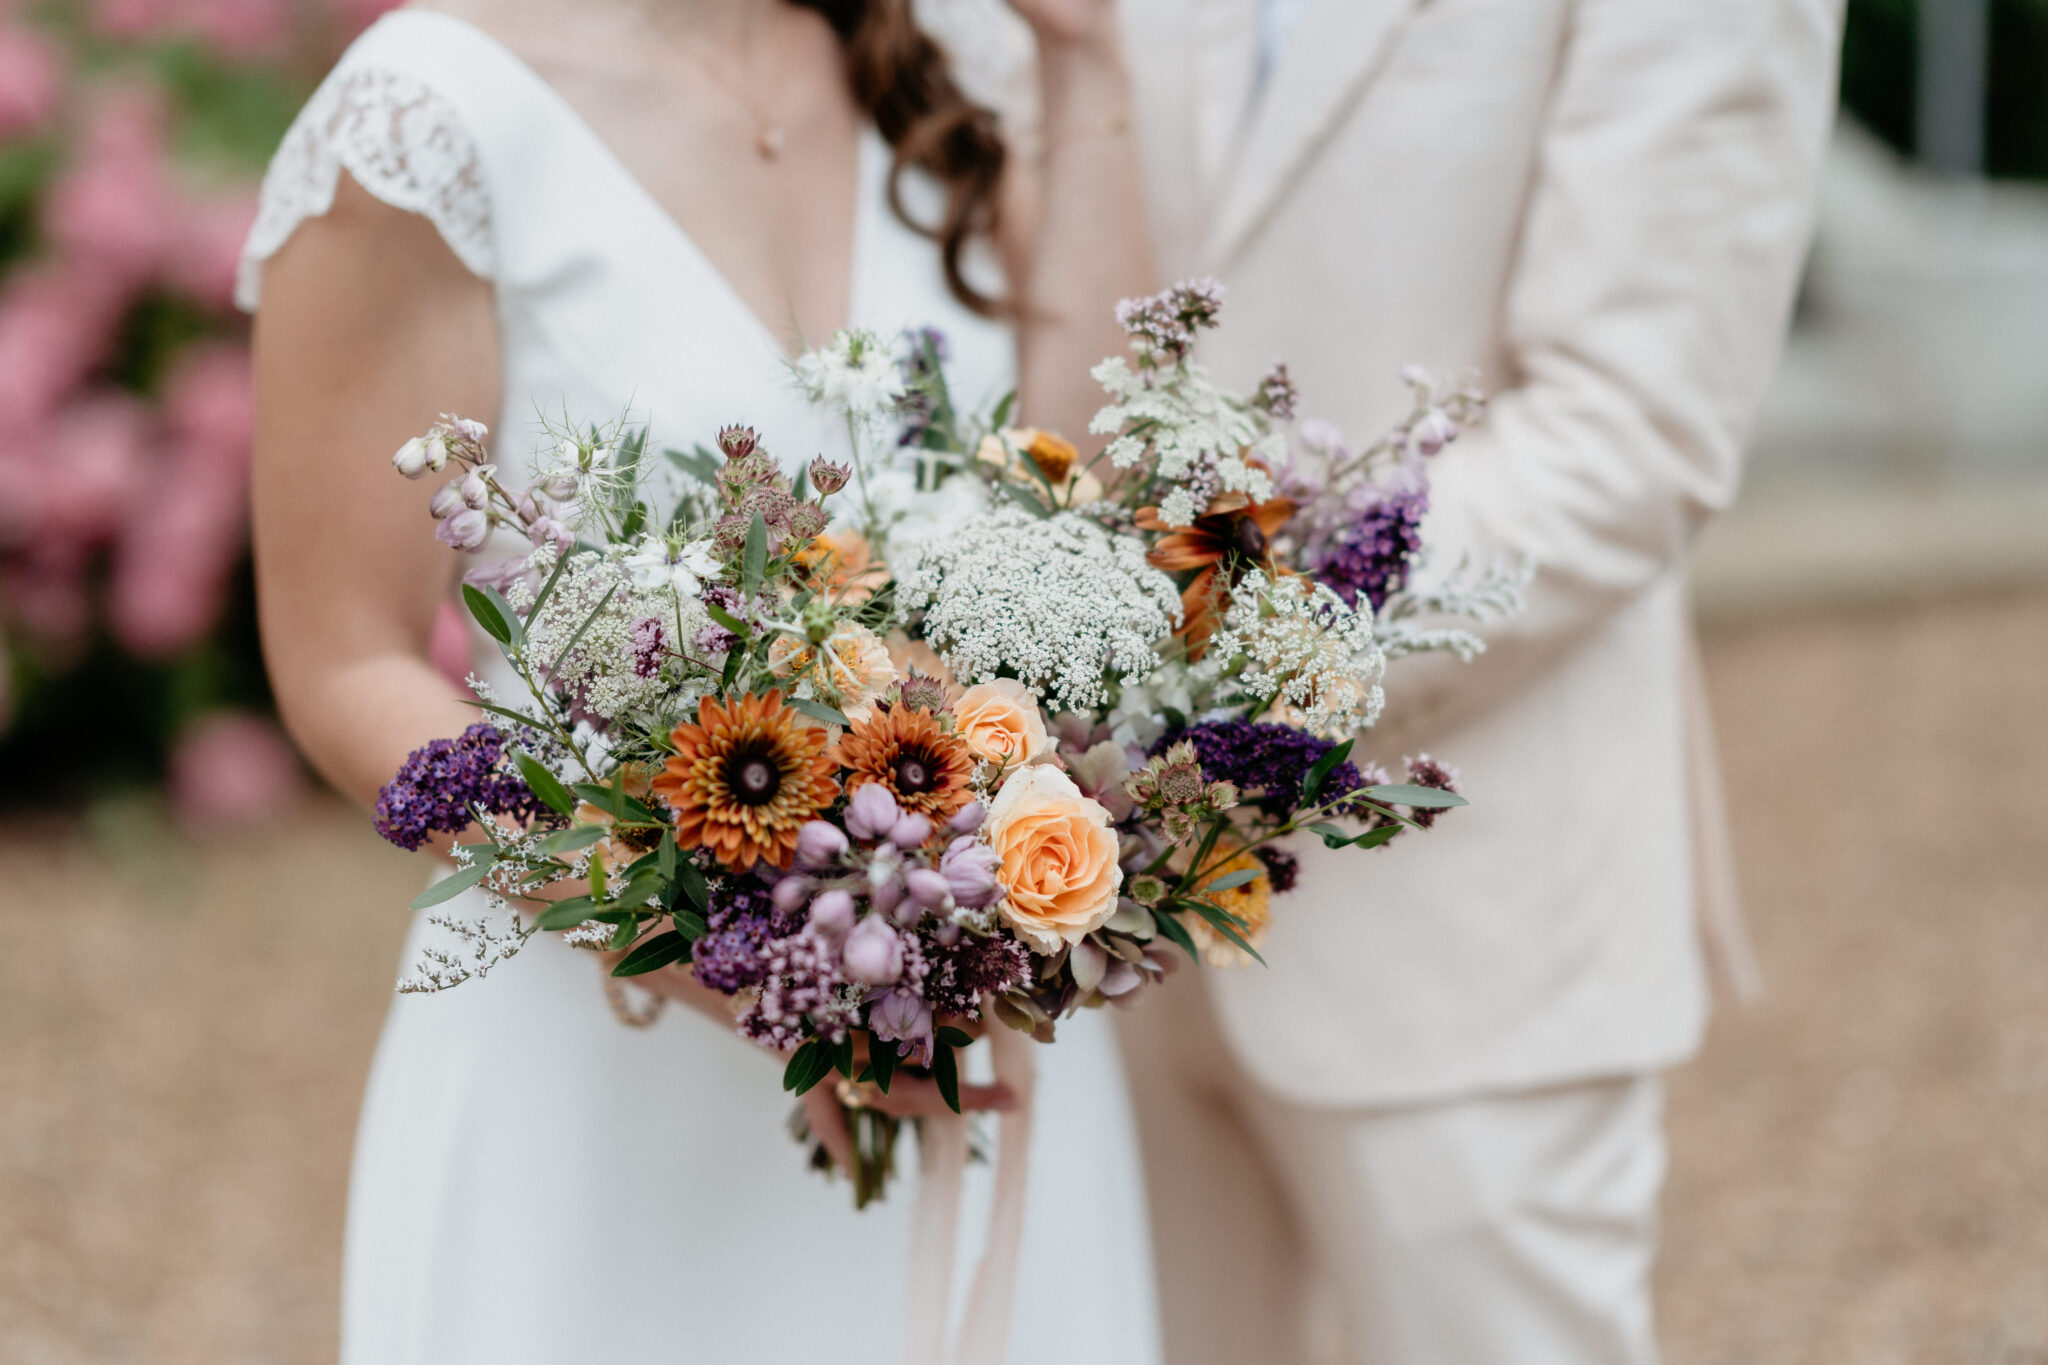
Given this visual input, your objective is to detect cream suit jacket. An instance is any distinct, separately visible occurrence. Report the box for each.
[1115,0,1842,1105]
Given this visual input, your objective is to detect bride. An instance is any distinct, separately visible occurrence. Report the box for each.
[241,0,1157,1359]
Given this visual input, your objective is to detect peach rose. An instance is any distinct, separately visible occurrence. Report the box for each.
[952,678,1051,767]
[984,764,1124,954]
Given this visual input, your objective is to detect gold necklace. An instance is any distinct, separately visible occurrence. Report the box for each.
[661,14,789,160]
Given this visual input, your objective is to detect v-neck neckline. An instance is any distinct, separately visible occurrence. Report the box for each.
[414,9,872,363]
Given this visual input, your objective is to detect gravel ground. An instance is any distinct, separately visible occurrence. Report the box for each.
[2,590,2044,1364]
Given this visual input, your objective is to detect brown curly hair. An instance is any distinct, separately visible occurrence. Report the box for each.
[794,0,1010,317]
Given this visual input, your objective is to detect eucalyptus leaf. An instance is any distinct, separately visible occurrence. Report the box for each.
[782,1039,821,1093]
[657,829,677,879]
[512,751,576,816]
[788,698,851,728]
[741,511,768,599]
[704,601,749,638]
[868,1035,896,1094]
[1299,738,1355,806]
[531,896,599,932]
[525,545,572,621]
[482,585,523,648]
[672,859,710,912]
[1201,867,1263,894]
[1362,782,1469,810]
[534,824,606,856]
[1149,906,1199,962]
[1188,899,1267,965]
[1350,824,1403,850]
[461,583,513,646]
[671,908,709,940]
[410,862,489,910]
[611,930,690,977]
[932,1039,961,1114]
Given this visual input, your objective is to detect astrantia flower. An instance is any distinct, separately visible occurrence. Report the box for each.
[837,704,974,821]
[897,508,1182,713]
[652,690,841,871]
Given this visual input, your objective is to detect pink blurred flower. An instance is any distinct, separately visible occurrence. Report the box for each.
[430,596,474,688]
[1,552,91,646]
[0,262,131,428]
[43,91,173,287]
[327,0,405,38]
[0,25,61,139]
[165,192,259,311]
[168,711,304,829]
[92,0,179,44]
[107,457,244,656]
[187,0,290,59]
[159,342,253,472]
[40,393,149,546]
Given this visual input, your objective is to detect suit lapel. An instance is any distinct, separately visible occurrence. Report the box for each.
[1205,0,1424,266]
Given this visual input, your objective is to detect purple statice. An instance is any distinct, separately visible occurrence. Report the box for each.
[1157,719,1363,818]
[628,616,665,678]
[920,926,1030,1020]
[1315,483,1428,612]
[691,879,782,992]
[372,723,542,851]
[1253,847,1300,893]
[1401,754,1461,830]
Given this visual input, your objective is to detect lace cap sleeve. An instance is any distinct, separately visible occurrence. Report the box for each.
[236,67,495,312]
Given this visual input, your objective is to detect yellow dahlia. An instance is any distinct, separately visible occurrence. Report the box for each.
[836,703,975,821]
[652,690,840,871]
[1185,843,1273,968]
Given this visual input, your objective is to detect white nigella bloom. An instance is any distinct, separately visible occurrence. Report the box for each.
[1106,660,1200,750]
[1197,569,1387,737]
[622,534,721,597]
[897,507,1182,713]
[794,328,905,419]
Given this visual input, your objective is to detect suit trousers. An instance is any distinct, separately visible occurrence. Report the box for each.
[1116,976,1666,1365]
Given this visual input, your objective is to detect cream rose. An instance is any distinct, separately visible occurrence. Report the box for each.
[952,679,1051,767]
[984,764,1124,954]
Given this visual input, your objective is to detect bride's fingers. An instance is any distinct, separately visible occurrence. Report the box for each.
[801,1087,856,1172]
[865,1078,1015,1119]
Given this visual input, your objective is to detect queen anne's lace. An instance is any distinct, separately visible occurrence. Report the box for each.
[237,67,494,311]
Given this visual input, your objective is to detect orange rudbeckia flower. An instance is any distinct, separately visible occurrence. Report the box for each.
[1135,492,1297,656]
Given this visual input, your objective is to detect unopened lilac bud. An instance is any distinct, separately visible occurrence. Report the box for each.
[795,820,849,869]
[1413,407,1456,457]
[393,438,428,478]
[434,508,489,552]
[947,801,986,836]
[844,783,901,842]
[808,888,856,937]
[940,836,1002,909]
[905,867,951,910]
[889,813,933,850]
[770,875,813,917]
[808,456,851,496]
[428,479,465,520]
[460,466,493,510]
[842,916,903,985]
[868,866,905,918]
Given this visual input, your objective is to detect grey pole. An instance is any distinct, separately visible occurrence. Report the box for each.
[1917,0,1990,175]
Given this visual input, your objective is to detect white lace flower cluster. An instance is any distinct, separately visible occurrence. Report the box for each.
[897,507,1183,712]
[1197,570,1387,737]
[509,544,715,724]
[794,328,906,420]
[1088,356,1281,527]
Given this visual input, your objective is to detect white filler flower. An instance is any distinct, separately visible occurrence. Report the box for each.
[898,508,1182,713]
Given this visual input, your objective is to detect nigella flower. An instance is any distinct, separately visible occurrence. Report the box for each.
[1155,719,1364,818]
[372,723,543,851]
[1316,483,1428,612]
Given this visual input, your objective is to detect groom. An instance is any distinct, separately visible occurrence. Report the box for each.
[1110,1,1842,1361]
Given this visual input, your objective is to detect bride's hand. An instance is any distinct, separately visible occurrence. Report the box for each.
[1002,0,1118,51]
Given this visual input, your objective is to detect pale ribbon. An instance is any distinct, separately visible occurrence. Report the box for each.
[904,1023,1038,1365]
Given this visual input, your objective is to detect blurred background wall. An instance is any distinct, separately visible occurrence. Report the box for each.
[1,1,2044,1361]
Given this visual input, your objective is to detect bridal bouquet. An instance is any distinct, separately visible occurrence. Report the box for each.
[371,281,1520,1202]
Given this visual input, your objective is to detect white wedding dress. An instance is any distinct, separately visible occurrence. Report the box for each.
[239,12,1159,1363]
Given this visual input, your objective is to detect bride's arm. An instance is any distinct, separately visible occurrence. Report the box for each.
[252,174,496,812]
[1002,2,1154,445]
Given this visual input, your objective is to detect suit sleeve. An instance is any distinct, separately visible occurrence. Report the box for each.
[1389,0,1843,730]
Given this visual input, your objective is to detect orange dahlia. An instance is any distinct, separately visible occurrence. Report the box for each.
[652,690,840,871]
[836,703,975,821]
